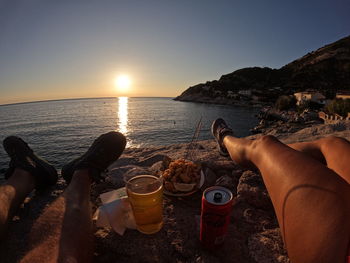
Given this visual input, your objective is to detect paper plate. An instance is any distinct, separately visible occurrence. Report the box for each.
[163,170,205,197]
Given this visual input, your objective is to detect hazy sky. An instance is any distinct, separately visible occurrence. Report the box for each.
[0,0,349,104]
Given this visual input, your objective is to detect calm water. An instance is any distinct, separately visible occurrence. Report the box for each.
[0,97,258,178]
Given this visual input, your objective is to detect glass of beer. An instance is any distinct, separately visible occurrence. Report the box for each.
[126,175,163,234]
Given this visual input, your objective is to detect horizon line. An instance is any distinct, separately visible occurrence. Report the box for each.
[0,96,176,107]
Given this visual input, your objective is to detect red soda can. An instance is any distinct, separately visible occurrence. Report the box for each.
[200,186,233,249]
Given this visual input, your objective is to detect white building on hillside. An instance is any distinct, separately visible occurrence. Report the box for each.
[227,91,235,98]
[238,90,252,97]
[336,91,350,100]
[294,91,326,105]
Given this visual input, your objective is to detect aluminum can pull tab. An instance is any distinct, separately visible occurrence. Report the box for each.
[214,192,222,203]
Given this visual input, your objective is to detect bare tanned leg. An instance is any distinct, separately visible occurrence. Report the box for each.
[20,170,93,263]
[0,168,35,239]
[289,136,350,183]
[223,135,350,263]
[20,131,126,263]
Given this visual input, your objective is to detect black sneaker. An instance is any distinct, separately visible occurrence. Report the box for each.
[211,118,234,157]
[3,136,58,191]
[61,131,126,184]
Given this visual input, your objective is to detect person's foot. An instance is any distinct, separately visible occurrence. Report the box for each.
[211,118,234,157]
[61,131,126,184]
[3,136,58,191]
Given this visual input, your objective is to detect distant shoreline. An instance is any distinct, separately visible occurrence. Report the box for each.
[173,97,268,108]
[0,96,175,107]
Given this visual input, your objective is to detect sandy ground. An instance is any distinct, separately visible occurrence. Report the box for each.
[1,122,350,263]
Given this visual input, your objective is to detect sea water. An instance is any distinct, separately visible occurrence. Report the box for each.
[0,97,258,179]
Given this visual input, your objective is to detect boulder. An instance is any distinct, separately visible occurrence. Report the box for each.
[237,171,273,210]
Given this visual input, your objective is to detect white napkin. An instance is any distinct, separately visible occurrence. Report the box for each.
[93,187,137,235]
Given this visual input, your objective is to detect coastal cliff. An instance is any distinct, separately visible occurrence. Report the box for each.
[175,35,350,104]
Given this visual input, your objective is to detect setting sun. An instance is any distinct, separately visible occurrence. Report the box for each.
[115,75,131,92]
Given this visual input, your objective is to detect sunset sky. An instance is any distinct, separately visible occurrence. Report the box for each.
[0,0,349,105]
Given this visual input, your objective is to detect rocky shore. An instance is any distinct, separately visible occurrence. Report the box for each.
[251,107,324,135]
[1,123,350,263]
[173,94,268,108]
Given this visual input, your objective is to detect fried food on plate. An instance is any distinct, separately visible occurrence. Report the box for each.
[162,159,201,193]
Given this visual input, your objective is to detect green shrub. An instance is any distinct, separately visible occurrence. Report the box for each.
[325,99,350,117]
[275,95,296,111]
[296,99,324,113]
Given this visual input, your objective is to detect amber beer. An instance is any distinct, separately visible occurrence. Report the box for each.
[126,175,163,234]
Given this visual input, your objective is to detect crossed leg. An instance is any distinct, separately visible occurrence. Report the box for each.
[223,134,350,263]
[289,136,350,183]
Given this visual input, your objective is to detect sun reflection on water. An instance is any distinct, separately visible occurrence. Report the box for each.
[118,97,128,135]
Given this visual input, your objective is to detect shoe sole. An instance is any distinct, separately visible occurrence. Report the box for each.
[3,136,58,189]
[211,119,230,157]
[62,131,126,184]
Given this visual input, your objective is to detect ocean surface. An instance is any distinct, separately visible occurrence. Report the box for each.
[0,97,258,179]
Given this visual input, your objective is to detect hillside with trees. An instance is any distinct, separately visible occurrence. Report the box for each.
[175,35,350,105]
